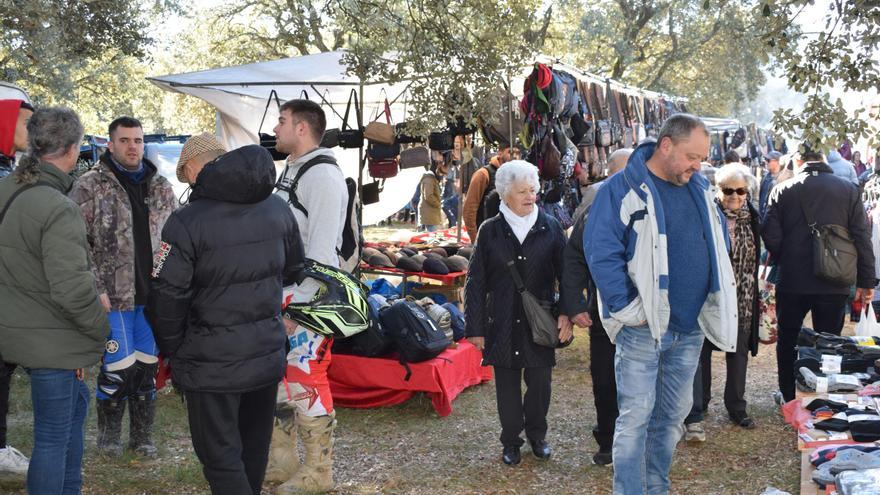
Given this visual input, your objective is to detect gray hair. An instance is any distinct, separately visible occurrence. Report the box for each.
[608,148,632,175]
[657,113,708,145]
[495,159,540,198]
[14,107,83,185]
[715,163,756,199]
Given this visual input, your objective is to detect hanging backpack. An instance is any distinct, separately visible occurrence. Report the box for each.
[381,300,451,380]
[275,154,363,272]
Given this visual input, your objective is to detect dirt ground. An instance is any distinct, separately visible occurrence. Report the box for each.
[0,226,812,494]
[1,325,808,495]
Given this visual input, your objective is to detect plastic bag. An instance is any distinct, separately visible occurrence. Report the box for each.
[854,304,880,337]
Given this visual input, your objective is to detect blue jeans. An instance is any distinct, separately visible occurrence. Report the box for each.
[27,368,90,495]
[612,325,704,495]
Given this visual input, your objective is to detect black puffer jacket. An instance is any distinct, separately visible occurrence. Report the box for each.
[464,211,566,369]
[762,161,875,295]
[146,145,305,393]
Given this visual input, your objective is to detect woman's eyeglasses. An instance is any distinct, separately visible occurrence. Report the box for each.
[722,187,748,196]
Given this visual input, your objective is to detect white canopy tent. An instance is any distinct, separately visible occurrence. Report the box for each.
[149,51,689,225]
[149,51,424,225]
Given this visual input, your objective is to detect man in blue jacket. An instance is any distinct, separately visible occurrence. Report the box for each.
[584,114,737,495]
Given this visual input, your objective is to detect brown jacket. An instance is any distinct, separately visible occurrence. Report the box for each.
[463,157,500,236]
[69,157,176,310]
[419,171,442,227]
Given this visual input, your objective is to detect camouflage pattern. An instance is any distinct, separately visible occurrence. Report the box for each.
[69,158,176,311]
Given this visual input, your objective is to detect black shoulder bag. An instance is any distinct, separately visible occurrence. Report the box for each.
[798,188,858,287]
[503,232,572,348]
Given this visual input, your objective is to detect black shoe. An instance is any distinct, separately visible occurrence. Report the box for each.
[730,412,756,429]
[529,439,551,460]
[502,445,521,466]
[592,450,613,466]
[129,395,158,458]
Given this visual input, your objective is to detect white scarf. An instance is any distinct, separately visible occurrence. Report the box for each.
[500,201,539,244]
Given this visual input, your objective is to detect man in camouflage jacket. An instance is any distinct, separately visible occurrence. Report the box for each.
[69,116,175,458]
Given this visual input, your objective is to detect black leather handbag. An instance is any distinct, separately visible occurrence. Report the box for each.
[338,89,364,149]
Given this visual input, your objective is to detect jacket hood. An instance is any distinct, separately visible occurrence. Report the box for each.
[191,145,276,204]
[827,150,842,163]
[0,99,23,158]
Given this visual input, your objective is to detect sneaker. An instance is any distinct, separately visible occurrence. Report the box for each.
[772,390,784,406]
[684,423,706,442]
[592,450,613,466]
[0,445,29,478]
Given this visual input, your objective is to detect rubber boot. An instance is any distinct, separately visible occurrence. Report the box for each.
[265,408,300,483]
[277,411,336,493]
[129,395,158,458]
[96,399,126,457]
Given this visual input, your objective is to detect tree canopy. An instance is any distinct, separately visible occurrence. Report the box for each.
[759,0,879,150]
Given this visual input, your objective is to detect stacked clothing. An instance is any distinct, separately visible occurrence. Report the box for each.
[809,443,880,491]
[795,328,880,394]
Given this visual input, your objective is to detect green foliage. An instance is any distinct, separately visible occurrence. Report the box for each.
[331,0,551,132]
[0,0,165,100]
[759,0,880,151]
[545,0,768,119]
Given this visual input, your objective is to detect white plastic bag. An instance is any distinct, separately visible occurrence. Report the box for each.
[854,304,880,337]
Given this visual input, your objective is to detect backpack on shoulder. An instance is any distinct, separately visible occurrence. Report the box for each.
[276,154,363,272]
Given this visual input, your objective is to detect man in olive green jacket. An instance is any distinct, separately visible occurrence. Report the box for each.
[0,107,108,494]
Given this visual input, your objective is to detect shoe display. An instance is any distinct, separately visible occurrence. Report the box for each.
[684,422,706,442]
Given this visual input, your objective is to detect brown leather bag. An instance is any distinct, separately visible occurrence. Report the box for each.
[539,130,562,180]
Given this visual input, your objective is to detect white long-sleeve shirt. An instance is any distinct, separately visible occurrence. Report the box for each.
[275,147,348,303]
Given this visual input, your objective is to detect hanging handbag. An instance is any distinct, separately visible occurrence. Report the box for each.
[590,83,612,148]
[539,128,561,180]
[362,179,382,205]
[605,81,623,146]
[338,89,364,149]
[757,254,778,345]
[257,89,288,161]
[399,145,431,170]
[428,130,454,151]
[368,142,401,160]
[368,158,399,179]
[364,95,396,145]
[798,191,858,286]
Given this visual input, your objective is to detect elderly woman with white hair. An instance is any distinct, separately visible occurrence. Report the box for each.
[683,163,762,441]
[464,160,571,466]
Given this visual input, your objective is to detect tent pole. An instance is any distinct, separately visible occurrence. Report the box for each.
[358,82,365,229]
[507,72,514,150]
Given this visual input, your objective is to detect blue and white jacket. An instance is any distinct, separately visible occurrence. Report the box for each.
[583,140,738,351]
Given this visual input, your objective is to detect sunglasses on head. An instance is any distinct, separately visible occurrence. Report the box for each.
[722,187,748,196]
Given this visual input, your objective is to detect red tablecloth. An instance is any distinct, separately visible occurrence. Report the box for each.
[359,264,467,285]
[328,341,492,417]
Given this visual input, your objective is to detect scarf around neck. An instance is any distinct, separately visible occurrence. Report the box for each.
[500,200,538,244]
[720,200,757,332]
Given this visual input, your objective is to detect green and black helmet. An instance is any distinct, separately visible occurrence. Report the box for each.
[282,260,370,338]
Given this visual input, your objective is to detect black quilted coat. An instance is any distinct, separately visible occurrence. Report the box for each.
[464,211,566,368]
[145,145,305,393]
